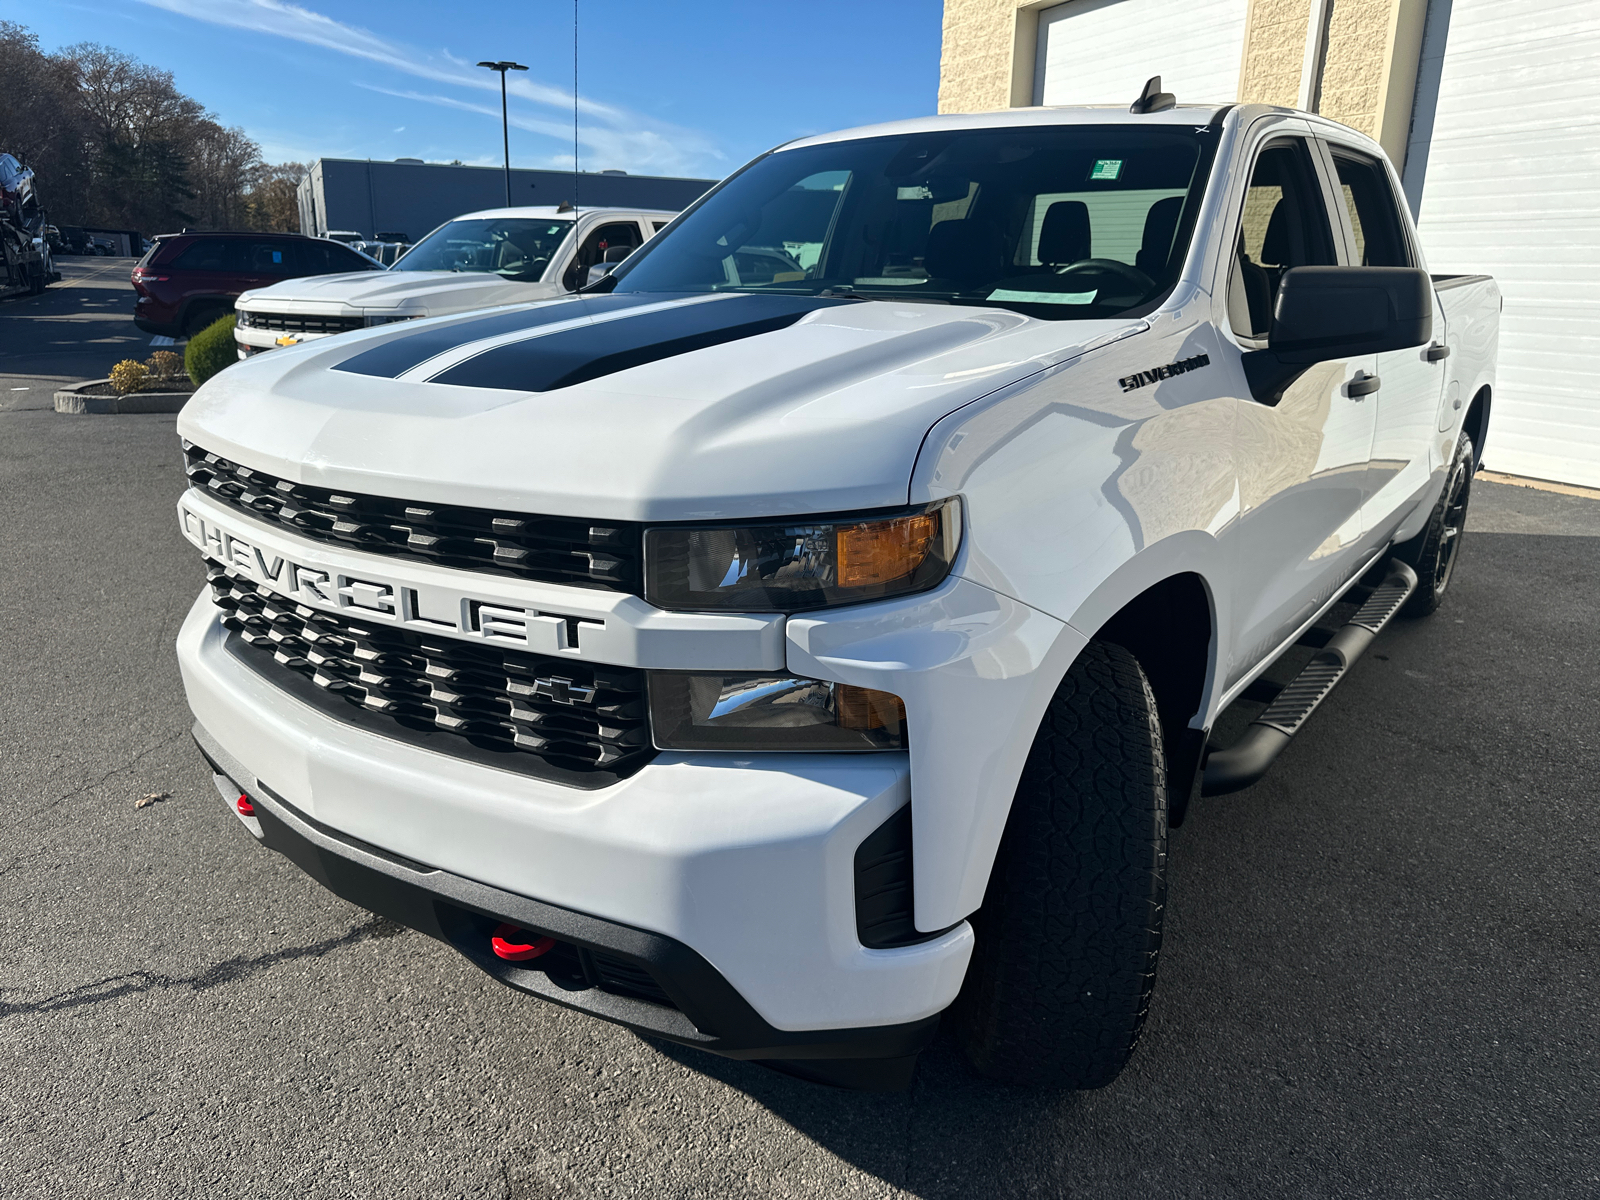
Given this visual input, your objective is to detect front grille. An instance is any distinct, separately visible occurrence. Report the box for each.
[239,311,366,335]
[183,442,642,591]
[208,563,654,786]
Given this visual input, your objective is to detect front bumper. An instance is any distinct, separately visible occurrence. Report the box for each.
[196,728,939,1088]
[178,593,974,1040]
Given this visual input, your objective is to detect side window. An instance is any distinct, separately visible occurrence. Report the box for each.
[171,238,243,272]
[563,221,644,290]
[322,243,376,273]
[246,241,293,275]
[1330,152,1411,267]
[651,221,669,233]
[1228,139,1337,341]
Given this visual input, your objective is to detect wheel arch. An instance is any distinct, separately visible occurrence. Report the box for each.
[1462,384,1491,467]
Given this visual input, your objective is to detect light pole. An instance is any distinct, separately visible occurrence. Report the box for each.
[476,60,529,207]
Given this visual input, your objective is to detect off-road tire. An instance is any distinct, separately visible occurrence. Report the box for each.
[950,639,1167,1088]
[1395,430,1474,618]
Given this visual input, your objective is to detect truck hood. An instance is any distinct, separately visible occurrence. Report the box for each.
[178,291,1145,522]
[236,269,561,315]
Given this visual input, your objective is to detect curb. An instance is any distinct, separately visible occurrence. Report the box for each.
[54,378,191,415]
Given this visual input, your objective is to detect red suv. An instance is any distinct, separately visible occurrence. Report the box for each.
[132,231,381,338]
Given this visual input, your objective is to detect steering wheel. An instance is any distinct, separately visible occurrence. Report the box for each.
[1055,258,1155,293]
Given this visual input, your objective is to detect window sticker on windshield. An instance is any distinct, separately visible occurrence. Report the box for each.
[1089,159,1123,181]
[987,288,1098,305]
[272,250,282,263]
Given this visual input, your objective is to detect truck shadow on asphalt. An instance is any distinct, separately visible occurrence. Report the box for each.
[640,1032,1087,1196]
[0,913,407,1019]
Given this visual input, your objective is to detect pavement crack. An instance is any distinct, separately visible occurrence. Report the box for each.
[25,728,187,820]
[0,914,405,1019]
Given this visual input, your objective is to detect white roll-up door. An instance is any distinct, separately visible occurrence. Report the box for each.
[1410,0,1600,487]
[1034,0,1250,108]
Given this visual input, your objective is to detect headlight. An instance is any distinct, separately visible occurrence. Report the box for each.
[644,499,960,613]
[364,313,416,327]
[649,673,906,751]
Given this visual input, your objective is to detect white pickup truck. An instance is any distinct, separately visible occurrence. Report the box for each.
[232,205,676,358]
[175,98,1498,1092]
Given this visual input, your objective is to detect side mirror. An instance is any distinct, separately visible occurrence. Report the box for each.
[585,262,618,286]
[1244,265,1433,403]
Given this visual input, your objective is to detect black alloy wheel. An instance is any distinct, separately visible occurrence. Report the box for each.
[1398,430,1474,617]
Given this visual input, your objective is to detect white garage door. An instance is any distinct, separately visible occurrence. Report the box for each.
[1410,0,1600,487]
[1034,0,1250,107]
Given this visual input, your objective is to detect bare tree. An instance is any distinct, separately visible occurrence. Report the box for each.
[0,25,302,234]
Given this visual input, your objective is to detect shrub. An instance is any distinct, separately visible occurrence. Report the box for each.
[185,313,237,387]
[145,350,184,382]
[109,359,148,394]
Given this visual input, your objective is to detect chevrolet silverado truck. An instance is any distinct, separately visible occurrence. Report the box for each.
[175,96,1498,1091]
[232,205,675,358]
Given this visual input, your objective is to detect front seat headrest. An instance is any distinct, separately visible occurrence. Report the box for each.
[923,218,1006,284]
[1135,196,1184,276]
[1261,201,1291,266]
[1037,200,1091,266]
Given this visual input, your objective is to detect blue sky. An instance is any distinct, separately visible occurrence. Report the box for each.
[4,0,943,180]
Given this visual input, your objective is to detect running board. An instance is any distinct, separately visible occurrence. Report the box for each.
[1202,559,1418,796]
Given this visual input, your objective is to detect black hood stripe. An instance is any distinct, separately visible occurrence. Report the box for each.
[332,293,661,380]
[425,293,847,393]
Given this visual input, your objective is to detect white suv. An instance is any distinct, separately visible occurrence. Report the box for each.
[233,206,675,358]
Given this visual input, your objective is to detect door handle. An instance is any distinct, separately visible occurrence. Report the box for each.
[1346,371,1381,399]
[1425,342,1451,362]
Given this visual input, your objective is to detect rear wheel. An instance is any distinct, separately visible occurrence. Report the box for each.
[1395,430,1474,617]
[182,304,227,339]
[950,640,1167,1088]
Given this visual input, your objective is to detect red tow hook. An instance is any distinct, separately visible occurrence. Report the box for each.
[491,923,555,962]
[236,793,256,817]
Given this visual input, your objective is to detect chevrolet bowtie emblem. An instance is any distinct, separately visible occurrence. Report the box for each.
[275,334,301,346]
[531,676,598,705]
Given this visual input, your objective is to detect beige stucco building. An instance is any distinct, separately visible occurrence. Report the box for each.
[937,0,1600,488]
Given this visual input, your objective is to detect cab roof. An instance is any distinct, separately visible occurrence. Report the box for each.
[784,103,1233,151]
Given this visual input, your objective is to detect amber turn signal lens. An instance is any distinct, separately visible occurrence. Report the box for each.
[835,684,906,732]
[837,513,937,588]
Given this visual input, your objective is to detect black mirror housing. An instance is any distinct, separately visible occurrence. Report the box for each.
[1243,265,1434,405]
[1270,265,1432,361]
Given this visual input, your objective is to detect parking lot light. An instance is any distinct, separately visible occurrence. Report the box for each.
[476,60,530,208]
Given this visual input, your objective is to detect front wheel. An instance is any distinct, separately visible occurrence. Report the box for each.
[1395,430,1474,617]
[950,640,1167,1088]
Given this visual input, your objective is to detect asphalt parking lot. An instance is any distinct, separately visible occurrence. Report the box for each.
[1,267,1597,1198]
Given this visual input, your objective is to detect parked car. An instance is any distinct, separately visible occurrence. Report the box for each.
[232,205,674,358]
[174,100,1497,1091]
[131,231,383,339]
[54,225,91,255]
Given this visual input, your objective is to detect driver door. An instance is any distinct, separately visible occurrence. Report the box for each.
[1222,134,1381,688]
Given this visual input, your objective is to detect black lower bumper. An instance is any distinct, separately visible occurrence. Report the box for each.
[194,730,939,1090]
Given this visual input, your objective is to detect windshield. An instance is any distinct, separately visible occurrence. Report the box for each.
[609,125,1218,319]
[392,217,573,282]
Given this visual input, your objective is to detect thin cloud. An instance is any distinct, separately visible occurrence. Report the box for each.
[135,0,723,173]
[356,85,717,176]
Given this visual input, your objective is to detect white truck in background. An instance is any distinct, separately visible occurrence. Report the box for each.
[176,94,1497,1092]
[233,205,676,358]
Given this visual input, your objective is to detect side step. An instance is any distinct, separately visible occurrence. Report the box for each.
[1202,559,1417,796]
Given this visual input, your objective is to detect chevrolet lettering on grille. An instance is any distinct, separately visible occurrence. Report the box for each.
[178,500,603,654]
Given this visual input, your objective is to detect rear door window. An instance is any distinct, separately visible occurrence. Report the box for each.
[1329,151,1412,267]
[245,241,295,275]
[171,238,245,272]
